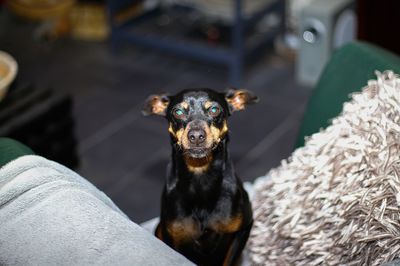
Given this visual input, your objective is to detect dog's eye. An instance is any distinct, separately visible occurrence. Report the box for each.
[173,108,186,119]
[208,106,220,117]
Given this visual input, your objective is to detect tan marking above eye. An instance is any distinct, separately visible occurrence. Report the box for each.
[204,101,213,110]
[180,102,189,109]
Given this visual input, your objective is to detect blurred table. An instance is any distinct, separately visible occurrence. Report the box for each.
[108,0,286,86]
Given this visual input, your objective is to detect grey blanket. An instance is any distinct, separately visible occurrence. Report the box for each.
[0,155,193,266]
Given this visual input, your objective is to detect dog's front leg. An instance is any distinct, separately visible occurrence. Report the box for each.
[222,221,253,266]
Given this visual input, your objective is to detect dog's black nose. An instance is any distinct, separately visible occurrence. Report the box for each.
[188,129,206,145]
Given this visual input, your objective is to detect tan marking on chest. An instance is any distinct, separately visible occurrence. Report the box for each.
[167,218,201,246]
[211,215,243,233]
[187,164,210,174]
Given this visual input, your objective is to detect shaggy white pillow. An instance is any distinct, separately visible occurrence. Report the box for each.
[248,71,400,266]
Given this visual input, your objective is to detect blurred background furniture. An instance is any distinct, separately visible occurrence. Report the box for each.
[107,0,286,86]
[0,51,17,101]
[7,0,75,20]
[6,0,109,41]
[295,41,400,148]
[295,0,356,87]
[295,0,400,88]
[0,83,79,169]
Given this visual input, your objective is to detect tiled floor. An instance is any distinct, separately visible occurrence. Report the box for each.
[0,10,311,223]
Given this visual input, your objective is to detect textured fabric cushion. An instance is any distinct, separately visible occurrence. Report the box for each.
[248,72,400,265]
[0,155,193,266]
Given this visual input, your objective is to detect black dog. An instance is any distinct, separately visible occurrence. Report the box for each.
[142,88,258,266]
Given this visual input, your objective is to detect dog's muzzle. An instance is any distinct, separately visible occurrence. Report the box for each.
[188,128,206,145]
[184,121,212,158]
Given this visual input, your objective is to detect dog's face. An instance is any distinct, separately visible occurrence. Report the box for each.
[143,88,258,159]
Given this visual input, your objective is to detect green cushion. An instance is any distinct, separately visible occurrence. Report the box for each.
[295,41,400,148]
[0,138,34,167]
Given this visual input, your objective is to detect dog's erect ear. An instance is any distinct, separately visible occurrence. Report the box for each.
[225,88,259,113]
[142,93,170,116]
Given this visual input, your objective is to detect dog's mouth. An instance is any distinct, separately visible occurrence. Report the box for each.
[186,147,210,158]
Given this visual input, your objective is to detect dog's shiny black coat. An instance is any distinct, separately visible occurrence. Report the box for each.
[143,88,257,266]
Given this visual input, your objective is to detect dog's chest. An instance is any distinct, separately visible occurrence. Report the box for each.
[166,208,242,247]
[166,170,242,246]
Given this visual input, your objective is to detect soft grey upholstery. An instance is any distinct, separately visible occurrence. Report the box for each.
[0,155,193,266]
